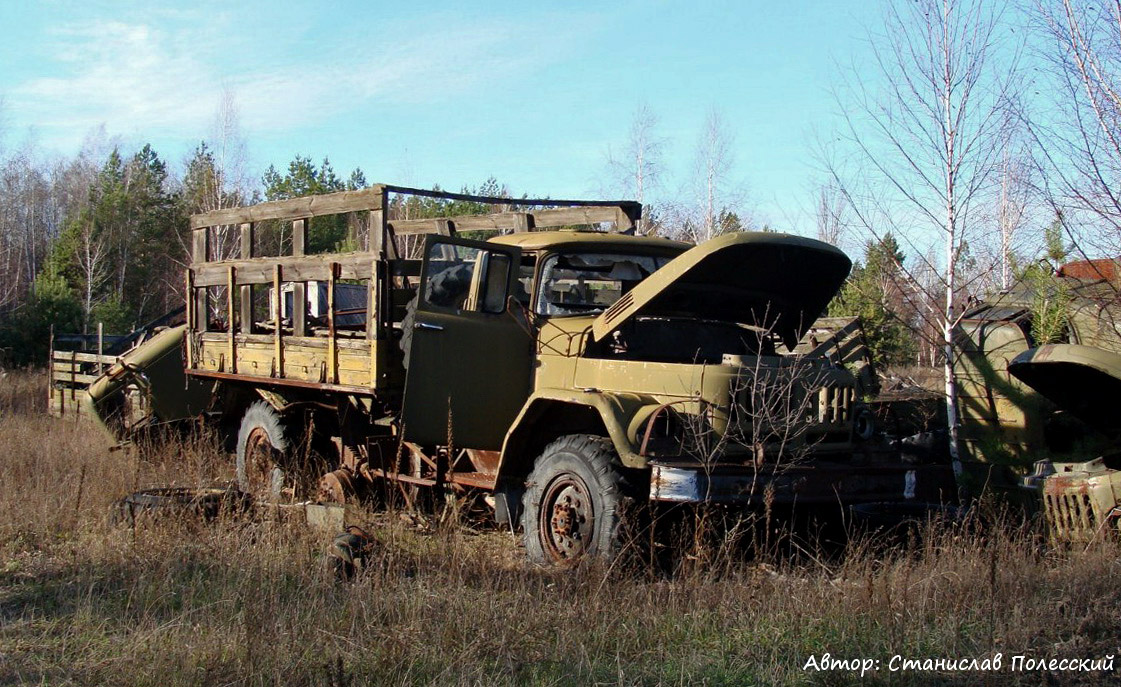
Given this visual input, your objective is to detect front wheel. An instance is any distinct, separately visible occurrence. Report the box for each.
[522,434,635,566]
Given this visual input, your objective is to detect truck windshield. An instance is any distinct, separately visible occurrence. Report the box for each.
[536,252,672,316]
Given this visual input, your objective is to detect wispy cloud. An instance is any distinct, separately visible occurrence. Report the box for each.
[10,9,597,149]
[17,20,216,137]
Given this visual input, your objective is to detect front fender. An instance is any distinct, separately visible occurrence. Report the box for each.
[497,389,657,483]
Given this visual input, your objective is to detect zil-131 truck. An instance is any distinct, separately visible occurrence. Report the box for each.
[80,184,956,564]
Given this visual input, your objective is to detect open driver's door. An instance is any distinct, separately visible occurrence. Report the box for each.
[401,234,531,450]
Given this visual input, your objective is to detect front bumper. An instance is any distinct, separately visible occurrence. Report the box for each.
[648,460,957,506]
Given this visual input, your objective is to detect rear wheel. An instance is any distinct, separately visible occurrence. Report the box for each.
[522,434,635,566]
[236,401,291,502]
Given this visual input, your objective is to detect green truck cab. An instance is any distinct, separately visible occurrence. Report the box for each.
[1009,344,1121,541]
[951,260,1121,519]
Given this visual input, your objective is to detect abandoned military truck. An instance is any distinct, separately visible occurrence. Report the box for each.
[85,184,956,565]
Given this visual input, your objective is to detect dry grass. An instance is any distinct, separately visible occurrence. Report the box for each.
[2,371,1121,686]
[880,364,945,394]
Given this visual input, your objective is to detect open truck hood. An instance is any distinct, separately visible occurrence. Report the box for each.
[591,232,851,349]
[1008,344,1121,438]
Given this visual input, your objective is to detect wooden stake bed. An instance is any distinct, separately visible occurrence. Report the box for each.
[185,183,640,395]
[48,348,118,417]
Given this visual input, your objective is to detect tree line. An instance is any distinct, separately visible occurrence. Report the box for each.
[2,0,1120,392]
[0,139,375,364]
[0,125,528,365]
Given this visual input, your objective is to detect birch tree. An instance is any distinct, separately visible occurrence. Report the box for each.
[604,104,666,235]
[827,0,1019,480]
[996,147,1031,290]
[815,182,848,246]
[74,214,111,332]
[0,141,76,318]
[1031,0,1121,262]
[690,108,737,243]
[183,89,251,262]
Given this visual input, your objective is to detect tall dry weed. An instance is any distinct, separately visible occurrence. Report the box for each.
[2,370,1121,685]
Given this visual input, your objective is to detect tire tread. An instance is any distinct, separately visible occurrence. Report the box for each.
[522,433,636,565]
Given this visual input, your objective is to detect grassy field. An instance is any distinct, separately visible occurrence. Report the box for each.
[2,371,1120,686]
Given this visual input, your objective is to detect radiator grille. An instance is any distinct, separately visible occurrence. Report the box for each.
[818,385,855,425]
[1044,490,1096,539]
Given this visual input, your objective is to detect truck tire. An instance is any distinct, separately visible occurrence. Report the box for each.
[522,434,635,566]
[236,401,291,502]
[399,263,473,369]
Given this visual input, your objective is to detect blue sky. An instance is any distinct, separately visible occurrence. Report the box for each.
[0,1,882,234]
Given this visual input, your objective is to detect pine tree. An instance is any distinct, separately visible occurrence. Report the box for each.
[262,155,367,253]
[828,234,918,367]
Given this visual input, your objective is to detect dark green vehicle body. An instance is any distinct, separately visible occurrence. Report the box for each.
[82,325,215,438]
[953,263,1121,486]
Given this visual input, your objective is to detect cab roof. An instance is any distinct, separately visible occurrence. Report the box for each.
[488,230,690,253]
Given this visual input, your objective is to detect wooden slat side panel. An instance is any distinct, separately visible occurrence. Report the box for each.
[228,266,237,373]
[51,392,92,418]
[192,228,209,263]
[327,262,337,384]
[292,218,307,257]
[387,205,633,235]
[50,372,102,385]
[199,336,375,354]
[274,265,283,378]
[51,351,117,364]
[239,223,254,257]
[191,254,377,287]
[239,223,254,329]
[205,333,372,350]
[512,212,533,233]
[194,338,379,390]
[190,186,386,229]
[51,362,109,374]
[291,219,307,338]
[536,206,635,230]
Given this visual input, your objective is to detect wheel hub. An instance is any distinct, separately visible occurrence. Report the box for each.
[318,468,358,504]
[245,428,278,497]
[540,474,594,562]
